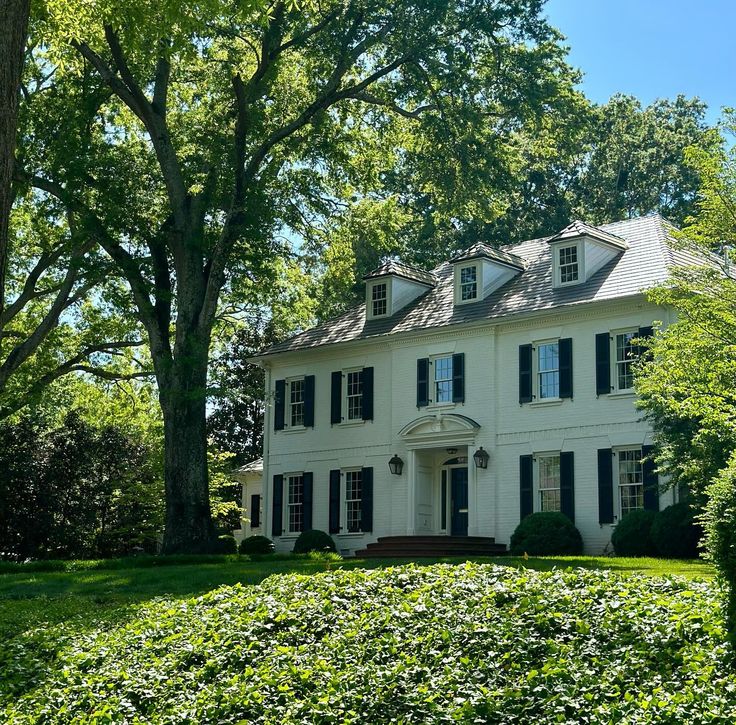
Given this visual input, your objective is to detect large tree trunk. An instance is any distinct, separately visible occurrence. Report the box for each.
[158,345,215,554]
[0,0,31,328]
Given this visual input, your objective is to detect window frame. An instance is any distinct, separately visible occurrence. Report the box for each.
[342,367,364,423]
[532,338,560,401]
[553,242,584,287]
[285,472,305,534]
[610,328,638,393]
[342,468,364,534]
[535,453,562,513]
[430,353,455,406]
[614,447,645,520]
[285,376,306,429]
[454,262,481,305]
[367,280,390,319]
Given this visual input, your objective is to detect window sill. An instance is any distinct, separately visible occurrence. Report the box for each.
[336,532,365,538]
[605,390,636,399]
[426,401,457,411]
[279,426,308,434]
[338,420,366,428]
[529,398,563,407]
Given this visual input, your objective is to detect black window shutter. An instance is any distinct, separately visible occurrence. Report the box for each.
[519,455,533,520]
[559,338,573,399]
[304,375,315,428]
[560,451,575,522]
[274,380,286,431]
[329,469,341,534]
[595,333,611,396]
[452,353,465,403]
[362,367,374,420]
[637,326,654,359]
[302,472,314,531]
[361,466,374,532]
[272,474,283,536]
[519,345,533,404]
[641,445,659,512]
[330,371,342,424]
[417,358,429,407]
[597,449,614,524]
[250,494,261,529]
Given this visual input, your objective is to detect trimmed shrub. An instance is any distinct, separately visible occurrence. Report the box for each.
[210,535,237,555]
[651,502,702,559]
[239,535,275,556]
[611,509,657,557]
[292,529,336,554]
[510,512,583,556]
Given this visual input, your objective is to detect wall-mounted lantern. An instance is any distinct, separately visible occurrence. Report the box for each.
[473,447,489,469]
[388,454,404,476]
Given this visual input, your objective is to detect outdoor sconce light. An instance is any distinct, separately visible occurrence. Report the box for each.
[388,454,404,476]
[473,447,490,469]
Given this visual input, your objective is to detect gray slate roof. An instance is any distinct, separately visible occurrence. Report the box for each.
[547,220,629,250]
[449,242,527,270]
[362,259,437,286]
[260,215,709,357]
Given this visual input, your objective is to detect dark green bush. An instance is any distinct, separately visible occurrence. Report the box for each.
[292,529,336,554]
[239,535,275,555]
[510,512,583,556]
[651,502,702,559]
[611,509,657,557]
[210,535,238,555]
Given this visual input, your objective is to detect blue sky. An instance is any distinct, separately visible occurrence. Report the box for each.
[544,0,736,124]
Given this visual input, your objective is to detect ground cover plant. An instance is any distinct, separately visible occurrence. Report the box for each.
[0,560,728,723]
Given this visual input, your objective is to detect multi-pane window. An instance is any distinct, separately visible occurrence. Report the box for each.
[289,378,305,427]
[460,265,478,301]
[558,245,579,283]
[345,470,363,533]
[615,331,637,390]
[618,449,644,517]
[287,474,304,533]
[538,455,561,512]
[537,342,559,399]
[346,370,363,420]
[434,355,453,403]
[371,283,387,316]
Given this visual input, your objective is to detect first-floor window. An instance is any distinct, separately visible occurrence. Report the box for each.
[287,474,304,533]
[618,448,643,516]
[537,342,559,399]
[615,331,637,391]
[289,378,305,427]
[434,355,453,403]
[345,469,363,532]
[538,455,561,512]
[346,370,363,420]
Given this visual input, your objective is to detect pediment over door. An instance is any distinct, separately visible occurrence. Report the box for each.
[399,413,481,448]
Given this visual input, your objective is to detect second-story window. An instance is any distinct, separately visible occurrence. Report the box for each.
[371,283,387,316]
[346,370,363,420]
[460,265,478,301]
[289,378,305,427]
[558,245,579,284]
[434,355,453,403]
[537,342,559,399]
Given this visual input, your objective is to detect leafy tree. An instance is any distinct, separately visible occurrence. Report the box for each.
[20,0,580,552]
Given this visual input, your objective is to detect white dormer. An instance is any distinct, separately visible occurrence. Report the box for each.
[363,260,436,320]
[450,243,526,305]
[548,221,629,289]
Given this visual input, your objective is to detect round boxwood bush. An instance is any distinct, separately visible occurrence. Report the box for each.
[210,534,238,555]
[239,535,275,556]
[611,509,657,557]
[651,502,702,559]
[292,529,336,554]
[510,512,583,556]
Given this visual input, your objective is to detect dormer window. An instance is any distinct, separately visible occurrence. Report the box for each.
[557,244,579,285]
[371,282,388,317]
[459,265,478,301]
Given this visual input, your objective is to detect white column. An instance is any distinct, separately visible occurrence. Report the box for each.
[468,457,479,536]
[406,448,416,535]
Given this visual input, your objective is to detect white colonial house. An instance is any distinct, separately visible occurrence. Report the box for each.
[244,216,706,556]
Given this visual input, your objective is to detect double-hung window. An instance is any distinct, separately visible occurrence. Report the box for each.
[344,469,363,533]
[345,370,363,421]
[434,355,453,404]
[289,378,305,427]
[459,265,478,301]
[537,342,559,399]
[371,283,388,317]
[618,448,644,517]
[614,331,637,391]
[287,474,304,533]
[538,455,561,512]
[558,245,579,284]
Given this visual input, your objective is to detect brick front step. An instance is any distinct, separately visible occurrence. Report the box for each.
[354,535,507,558]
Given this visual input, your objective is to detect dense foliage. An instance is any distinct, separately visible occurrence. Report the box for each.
[239,535,275,555]
[651,503,702,560]
[292,529,337,554]
[509,512,583,556]
[611,510,657,558]
[1,564,732,722]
